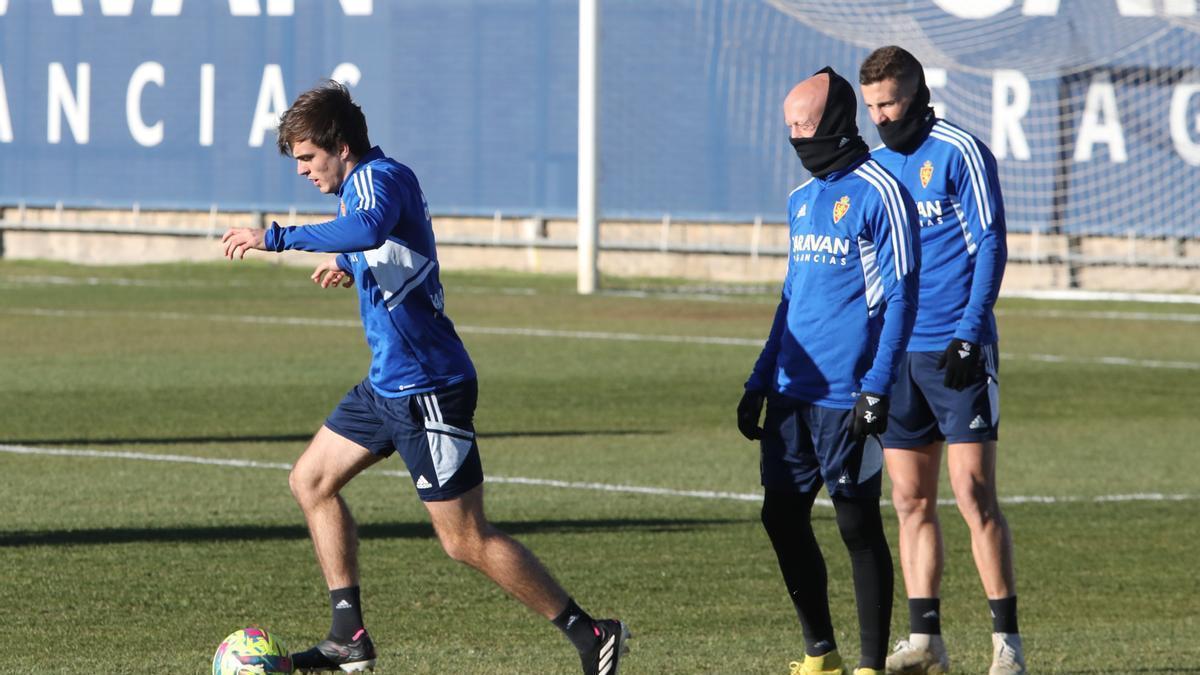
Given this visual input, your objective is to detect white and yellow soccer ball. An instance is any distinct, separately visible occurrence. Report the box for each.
[212,627,292,675]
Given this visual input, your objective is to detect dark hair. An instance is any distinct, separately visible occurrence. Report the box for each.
[276,80,371,158]
[859,45,923,94]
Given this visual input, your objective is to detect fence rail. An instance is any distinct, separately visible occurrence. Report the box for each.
[2,195,1199,278]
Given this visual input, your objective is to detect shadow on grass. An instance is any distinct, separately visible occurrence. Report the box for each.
[4,429,661,447]
[0,516,747,548]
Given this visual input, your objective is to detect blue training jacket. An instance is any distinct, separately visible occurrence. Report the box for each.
[870,119,1007,351]
[264,146,476,397]
[746,155,921,408]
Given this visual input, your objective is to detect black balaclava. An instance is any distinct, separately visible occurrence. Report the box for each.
[789,66,870,178]
[876,70,937,155]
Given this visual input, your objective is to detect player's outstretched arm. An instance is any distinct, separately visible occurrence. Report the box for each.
[221,227,267,260]
[311,256,355,289]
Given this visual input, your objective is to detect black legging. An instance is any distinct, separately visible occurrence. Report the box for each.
[832,495,893,670]
[761,490,893,669]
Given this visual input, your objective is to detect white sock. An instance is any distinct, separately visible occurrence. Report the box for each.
[908,633,934,649]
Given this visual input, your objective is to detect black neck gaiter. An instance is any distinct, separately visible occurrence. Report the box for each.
[789,66,870,178]
[877,74,936,155]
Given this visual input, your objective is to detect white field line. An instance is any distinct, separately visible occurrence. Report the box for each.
[994,308,1200,323]
[7,272,1200,306]
[0,274,259,289]
[7,271,1200,303]
[0,444,1194,507]
[1018,353,1200,370]
[0,274,537,296]
[1002,289,1200,305]
[3,306,1199,371]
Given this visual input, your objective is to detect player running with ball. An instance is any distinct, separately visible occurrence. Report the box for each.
[222,81,629,675]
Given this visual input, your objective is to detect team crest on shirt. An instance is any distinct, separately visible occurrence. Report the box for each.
[832,195,850,223]
[340,200,346,216]
[920,160,934,189]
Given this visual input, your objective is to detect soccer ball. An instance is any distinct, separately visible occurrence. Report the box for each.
[212,627,293,675]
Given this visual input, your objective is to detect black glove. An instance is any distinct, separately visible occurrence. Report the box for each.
[937,338,982,390]
[849,392,888,440]
[737,390,766,441]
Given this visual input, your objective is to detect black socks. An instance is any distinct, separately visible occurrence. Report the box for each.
[552,598,599,653]
[909,597,942,635]
[329,586,364,641]
[989,595,1020,634]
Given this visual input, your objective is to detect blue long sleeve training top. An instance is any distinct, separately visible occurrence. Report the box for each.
[746,155,921,408]
[870,119,1007,350]
[264,146,476,397]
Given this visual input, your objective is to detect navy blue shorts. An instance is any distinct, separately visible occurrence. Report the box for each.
[324,378,484,501]
[760,393,884,498]
[882,344,1000,448]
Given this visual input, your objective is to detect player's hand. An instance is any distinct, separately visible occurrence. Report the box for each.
[849,392,888,440]
[937,338,982,390]
[221,227,267,260]
[736,389,766,441]
[312,257,354,289]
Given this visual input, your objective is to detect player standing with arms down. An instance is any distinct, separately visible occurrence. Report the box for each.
[221,81,629,675]
[859,46,1024,675]
[738,67,920,675]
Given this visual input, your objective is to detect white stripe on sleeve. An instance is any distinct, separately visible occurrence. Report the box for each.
[854,161,913,278]
[365,166,376,210]
[931,121,994,229]
[352,171,365,211]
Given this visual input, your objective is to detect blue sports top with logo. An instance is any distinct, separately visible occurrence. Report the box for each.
[264,146,476,397]
[746,154,921,409]
[870,120,1007,351]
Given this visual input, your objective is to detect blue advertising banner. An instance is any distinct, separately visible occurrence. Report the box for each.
[1,0,1198,235]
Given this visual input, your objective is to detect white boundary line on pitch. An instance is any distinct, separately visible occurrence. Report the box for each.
[1001,288,1200,305]
[4,306,1200,371]
[0,274,539,296]
[1,444,1195,507]
[994,308,1200,323]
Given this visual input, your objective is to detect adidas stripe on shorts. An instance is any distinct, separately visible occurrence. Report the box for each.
[881,343,1000,448]
[324,378,484,501]
[760,392,885,498]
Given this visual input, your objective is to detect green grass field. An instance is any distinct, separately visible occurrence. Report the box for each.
[1,259,1198,673]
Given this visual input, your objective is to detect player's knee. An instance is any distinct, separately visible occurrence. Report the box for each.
[436,530,472,564]
[288,465,315,504]
[953,477,1000,527]
[760,493,786,533]
[436,524,489,566]
[288,463,335,507]
[761,490,816,538]
[957,498,1004,531]
[891,483,936,521]
[833,496,886,551]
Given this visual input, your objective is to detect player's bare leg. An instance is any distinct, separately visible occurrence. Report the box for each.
[947,440,1024,674]
[425,483,570,618]
[289,426,384,672]
[290,426,384,589]
[885,442,945,599]
[884,443,950,674]
[425,484,630,674]
[946,440,1014,597]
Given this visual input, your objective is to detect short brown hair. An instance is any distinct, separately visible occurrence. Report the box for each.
[859,45,923,94]
[276,81,371,158]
